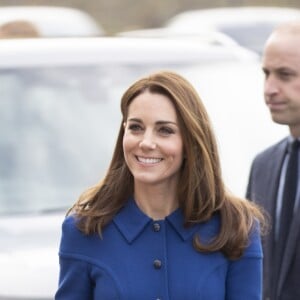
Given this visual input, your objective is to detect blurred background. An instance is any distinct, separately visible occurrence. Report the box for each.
[0,0,299,34]
[0,1,297,299]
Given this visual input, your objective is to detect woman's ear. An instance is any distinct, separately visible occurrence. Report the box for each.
[123,122,126,128]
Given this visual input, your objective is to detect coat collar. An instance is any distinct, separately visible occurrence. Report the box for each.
[166,208,200,241]
[113,198,151,244]
[113,197,219,244]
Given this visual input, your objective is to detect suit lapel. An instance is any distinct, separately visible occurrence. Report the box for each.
[265,140,287,246]
[256,139,287,299]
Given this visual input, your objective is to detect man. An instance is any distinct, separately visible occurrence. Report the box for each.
[246,21,300,300]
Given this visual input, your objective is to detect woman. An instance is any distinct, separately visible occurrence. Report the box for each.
[55,71,266,299]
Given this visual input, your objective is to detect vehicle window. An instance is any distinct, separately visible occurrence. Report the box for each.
[0,66,125,215]
[219,22,278,54]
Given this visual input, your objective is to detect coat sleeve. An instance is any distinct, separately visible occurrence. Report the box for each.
[55,216,93,300]
[55,256,93,300]
[225,223,263,300]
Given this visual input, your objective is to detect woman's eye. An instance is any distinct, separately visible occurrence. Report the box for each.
[128,124,142,131]
[159,127,174,135]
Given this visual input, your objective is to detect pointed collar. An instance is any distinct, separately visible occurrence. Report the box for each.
[113,198,152,244]
[166,209,200,241]
[113,197,220,244]
[166,209,220,242]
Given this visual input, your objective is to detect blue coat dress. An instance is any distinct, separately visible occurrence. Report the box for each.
[55,198,263,300]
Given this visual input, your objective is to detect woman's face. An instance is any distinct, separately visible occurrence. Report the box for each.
[123,91,184,187]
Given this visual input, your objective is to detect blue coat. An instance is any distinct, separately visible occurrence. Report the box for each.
[55,198,263,300]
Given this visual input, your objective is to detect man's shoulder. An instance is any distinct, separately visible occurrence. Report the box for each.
[254,137,288,162]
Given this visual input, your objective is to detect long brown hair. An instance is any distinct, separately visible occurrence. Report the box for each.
[70,71,266,259]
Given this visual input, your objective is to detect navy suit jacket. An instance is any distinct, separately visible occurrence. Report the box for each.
[246,137,300,300]
[55,198,263,300]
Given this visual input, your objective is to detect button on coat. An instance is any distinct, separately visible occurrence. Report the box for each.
[153,222,161,232]
[153,259,162,269]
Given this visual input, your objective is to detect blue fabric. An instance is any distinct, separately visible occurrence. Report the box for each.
[55,198,263,300]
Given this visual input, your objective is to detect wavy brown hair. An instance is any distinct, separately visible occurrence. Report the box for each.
[70,71,266,260]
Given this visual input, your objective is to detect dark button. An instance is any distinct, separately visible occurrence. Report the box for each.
[153,259,162,269]
[153,222,161,232]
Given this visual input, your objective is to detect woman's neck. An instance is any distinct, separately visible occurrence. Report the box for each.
[133,182,179,220]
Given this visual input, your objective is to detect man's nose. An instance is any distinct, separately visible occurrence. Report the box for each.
[264,75,279,97]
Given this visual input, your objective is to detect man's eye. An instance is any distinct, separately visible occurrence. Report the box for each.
[280,73,291,77]
[278,71,294,80]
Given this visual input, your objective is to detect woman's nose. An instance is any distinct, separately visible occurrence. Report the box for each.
[139,133,156,150]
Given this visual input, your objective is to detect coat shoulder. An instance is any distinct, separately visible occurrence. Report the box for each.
[252,137,287,164]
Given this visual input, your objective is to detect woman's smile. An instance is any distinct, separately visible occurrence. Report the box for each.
[135,156,163,164]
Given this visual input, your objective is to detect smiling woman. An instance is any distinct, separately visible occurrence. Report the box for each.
[123,91,184,214]
[55,71,267,300]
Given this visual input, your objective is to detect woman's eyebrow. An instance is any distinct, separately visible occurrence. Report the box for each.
[156,120,178,126]
[127,118,142,122]
[128,118,177,125]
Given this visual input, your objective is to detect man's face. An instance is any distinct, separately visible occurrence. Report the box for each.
[262,32,300,137]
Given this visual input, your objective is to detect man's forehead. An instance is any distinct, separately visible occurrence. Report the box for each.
[262,43,300,72]
[274,21,300,35]
[263,33,300,59]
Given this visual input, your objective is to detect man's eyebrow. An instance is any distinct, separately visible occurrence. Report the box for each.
[276,67,296,73]
[262,66,296,73]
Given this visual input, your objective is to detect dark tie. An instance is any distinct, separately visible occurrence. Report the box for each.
[277,139,300,261]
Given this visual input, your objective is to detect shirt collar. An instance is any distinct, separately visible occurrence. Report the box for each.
[113,197,219,244]
[286,136,300,153]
